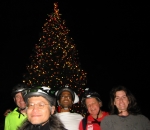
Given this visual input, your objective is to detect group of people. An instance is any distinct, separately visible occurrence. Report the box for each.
[4,83,150,130]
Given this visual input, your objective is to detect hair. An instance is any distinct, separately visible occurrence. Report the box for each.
[109,85,141,115]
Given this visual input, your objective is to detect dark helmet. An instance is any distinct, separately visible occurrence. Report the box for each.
[11,83,28,97]
[23,86,56,106]
[55,85,79,104]
[81,88,101,107]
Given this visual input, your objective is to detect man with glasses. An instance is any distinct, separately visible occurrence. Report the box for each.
[18,86,66,130]
[4,83,28,130]
[55,85,83,130]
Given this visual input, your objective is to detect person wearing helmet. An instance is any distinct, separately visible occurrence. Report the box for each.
[4,83,28,130]
[55,85,83,130]
[18,86,67,130]
[79,88,109,130]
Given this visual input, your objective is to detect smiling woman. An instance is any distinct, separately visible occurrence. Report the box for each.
[114,90,129,116]
[101,85,150,130]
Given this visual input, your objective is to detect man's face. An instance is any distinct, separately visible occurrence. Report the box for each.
[14,92,26,109]
[85,98,101,117]
[59,91,73,108]
[114,90,129,112]
[27,96,55,125]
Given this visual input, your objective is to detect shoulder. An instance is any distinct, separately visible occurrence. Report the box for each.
[102,115,117,122]
[137,114,149,119]
[102,111,109,118]
[5,108,17,117]
[130,114,150,121]
[68,113,83,120]
[49,115,67,130]
[11,107,18,113]
[101,115,121,129]
[101,115,118,128]
[62,112,83,117]
[55,112,69,117]
[72,113,83,117]
[102,111,109,114]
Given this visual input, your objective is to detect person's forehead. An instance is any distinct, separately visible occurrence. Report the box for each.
[116,90,126,95]
[61,91,71,95]
[85,97,97,102]
[28,96,48,103]
[15,92,22,97]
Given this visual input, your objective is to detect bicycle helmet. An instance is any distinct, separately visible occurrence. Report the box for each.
[23,86,56,106]
[81,88,101,107]
[11,83,28,97]
[55,85,79,104]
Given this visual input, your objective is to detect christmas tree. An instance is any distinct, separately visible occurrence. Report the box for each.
[23,2,87,114]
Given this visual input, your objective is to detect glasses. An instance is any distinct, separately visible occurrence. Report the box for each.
[27,102,50,109]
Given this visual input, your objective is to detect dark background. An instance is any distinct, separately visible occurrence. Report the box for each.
[1,1,150,123]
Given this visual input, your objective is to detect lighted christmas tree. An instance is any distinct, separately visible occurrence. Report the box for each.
[23,2,87,114]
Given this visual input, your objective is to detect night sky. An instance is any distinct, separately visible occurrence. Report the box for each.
[1,1,150,121]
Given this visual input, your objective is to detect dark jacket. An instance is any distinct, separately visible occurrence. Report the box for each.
[18,115,67,130]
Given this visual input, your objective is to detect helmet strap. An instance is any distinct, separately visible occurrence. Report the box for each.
[19,107,26,111]
[59,106,70,112]
[92,108,101,120]
[16,108,26,118]
[97,109,101,119]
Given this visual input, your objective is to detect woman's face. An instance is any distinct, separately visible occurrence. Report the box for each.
[114,90,129,113]
[27,96,55,125]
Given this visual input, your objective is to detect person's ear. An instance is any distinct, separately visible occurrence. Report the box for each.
[73,92,79,104]
[57,100,60,105]
[114,101,116,105]
[13,97,16,102]
[50,106,55,115]
[99,102,102,107]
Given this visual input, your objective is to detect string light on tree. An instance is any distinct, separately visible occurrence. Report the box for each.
[23,2,87,115]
